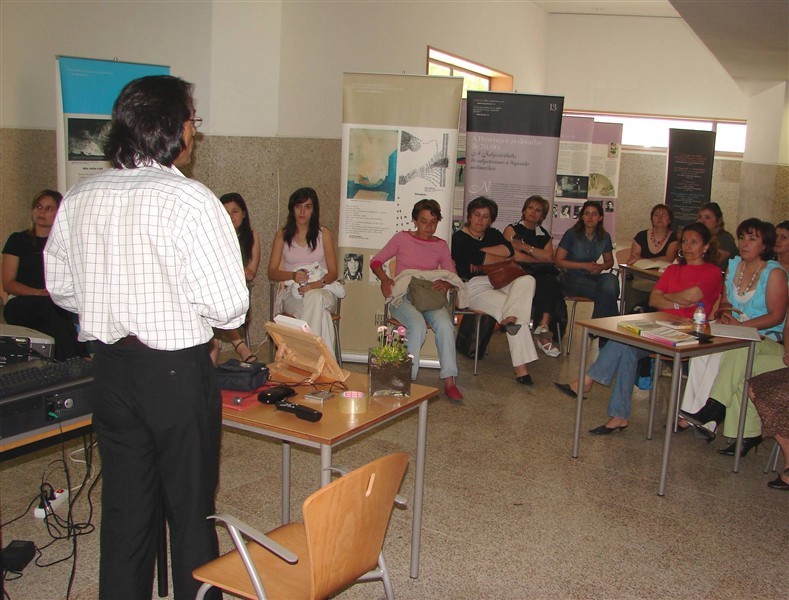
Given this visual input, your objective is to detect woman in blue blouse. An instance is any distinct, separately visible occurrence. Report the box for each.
[554,200,619,319]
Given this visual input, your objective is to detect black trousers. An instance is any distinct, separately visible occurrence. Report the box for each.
[3,295,87,360]
[92,341,222,600]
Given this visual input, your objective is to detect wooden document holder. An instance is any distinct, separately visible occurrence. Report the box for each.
[265,321,350,384]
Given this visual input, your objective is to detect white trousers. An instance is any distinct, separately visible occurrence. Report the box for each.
[281,288,338,358]
[680,353,723,414]
[466,275,538,367]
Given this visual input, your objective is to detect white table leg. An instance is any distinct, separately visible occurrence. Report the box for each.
[658,352,682,496]
[281,441,291,524]
[320,444,332,486]
[410,399,428,579]
[572,326,590,458]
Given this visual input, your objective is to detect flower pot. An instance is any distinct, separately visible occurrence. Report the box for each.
[368,352,412,397]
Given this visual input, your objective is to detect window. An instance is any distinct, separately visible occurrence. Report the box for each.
[564,111,746,154]
[427,47,513,98]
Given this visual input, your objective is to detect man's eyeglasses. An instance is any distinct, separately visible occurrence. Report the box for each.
[190,117,203,128]
[33,204,56,213]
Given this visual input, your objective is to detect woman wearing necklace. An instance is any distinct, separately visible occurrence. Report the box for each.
[452,196,539,385]
[625,204,678,265]
[679,219,787,454]
[555,200,619,322]
[503,195,564,357]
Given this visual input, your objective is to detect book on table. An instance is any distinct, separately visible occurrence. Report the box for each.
[655,318,694,331]
[617,320,699,347]
[631,259,670,271]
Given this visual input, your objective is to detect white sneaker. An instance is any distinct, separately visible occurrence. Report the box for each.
[533,325,550,336]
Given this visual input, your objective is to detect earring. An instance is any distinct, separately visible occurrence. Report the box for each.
[677,250,684,258]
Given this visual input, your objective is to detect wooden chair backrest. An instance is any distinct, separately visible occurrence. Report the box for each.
[302,452,409,599]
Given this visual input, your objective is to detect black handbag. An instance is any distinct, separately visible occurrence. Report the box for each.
[455,313,496,359]
[216,359,269,391]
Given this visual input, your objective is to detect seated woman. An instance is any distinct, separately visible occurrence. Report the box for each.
[371,199,465,400]
[679,219,786,450]
[267,187,343,358]
[749,318,789,491]
[697,201,738,268]
[2,190,88,360]
[210,192,261,364]
[453,196,539,385]
[624,203,679,265]
[620,204,679,313]
[554,223,723,434]
[555,200,620,321]
[503,195,564,358]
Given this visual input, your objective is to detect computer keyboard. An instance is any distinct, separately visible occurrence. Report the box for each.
[0,358,93,399]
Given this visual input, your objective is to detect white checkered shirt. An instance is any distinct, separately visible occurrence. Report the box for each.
[45,163,249,351]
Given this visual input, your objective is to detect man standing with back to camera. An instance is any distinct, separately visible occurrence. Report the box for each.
[45,76,249,599]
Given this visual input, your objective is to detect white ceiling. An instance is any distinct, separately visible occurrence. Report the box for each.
[533,0,789,94]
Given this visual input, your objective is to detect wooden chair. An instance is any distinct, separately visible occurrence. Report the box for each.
[563,296,595,356]
[268,281,343,367]
[193,452,409,600]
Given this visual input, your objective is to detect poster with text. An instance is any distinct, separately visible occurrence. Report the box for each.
[57,57,169,192]
[665,129,716,230]
[552,116,594,239]
[339,73,463,362]
[588,122,623,241]
[465,92,564,231]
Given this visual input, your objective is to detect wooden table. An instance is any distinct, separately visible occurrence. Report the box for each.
[221,373,439,578]
[571,312,756,496]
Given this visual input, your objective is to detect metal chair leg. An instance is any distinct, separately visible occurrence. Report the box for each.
[565,301,579,356]
[472,313,481,376]
[764,441,780,474]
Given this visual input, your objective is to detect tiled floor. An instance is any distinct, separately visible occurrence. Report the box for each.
[1,315,786,599]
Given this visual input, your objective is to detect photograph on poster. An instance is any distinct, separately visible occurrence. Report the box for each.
[573,205,582,217]
[347,128,398,201]
[555,175,589,199]
[589,172,615,197]
[67,118,111,161]
[605,200,615,213]
[561,205,571,218]
[343,253,364,281]
[552,204,558,219]
[608,142,619,158]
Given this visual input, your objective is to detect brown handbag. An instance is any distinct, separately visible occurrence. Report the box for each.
[480,259,526,290]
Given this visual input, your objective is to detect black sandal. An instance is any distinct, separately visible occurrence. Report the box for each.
[242,354,258,364]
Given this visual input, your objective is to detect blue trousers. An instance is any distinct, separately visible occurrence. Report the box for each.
[561,272,620,319]
[588,340,649,419]
[390,297,458,380]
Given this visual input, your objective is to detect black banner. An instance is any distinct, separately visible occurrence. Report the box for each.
[665,129,716,230]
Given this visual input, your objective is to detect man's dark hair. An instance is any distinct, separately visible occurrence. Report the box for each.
[104,76,194,169]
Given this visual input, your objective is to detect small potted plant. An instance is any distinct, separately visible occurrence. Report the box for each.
[368,325,412,397]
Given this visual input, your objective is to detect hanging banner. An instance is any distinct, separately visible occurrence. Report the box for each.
[551,116,594,239]
[339,73,463,362]
[464,91,564,230]
[589,122,623,242]
[665,129,716,230]
[56,56,170,192]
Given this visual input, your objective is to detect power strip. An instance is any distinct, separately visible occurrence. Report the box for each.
[33,489,68,518]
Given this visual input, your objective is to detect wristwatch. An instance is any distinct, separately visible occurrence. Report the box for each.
[673,302,680,310]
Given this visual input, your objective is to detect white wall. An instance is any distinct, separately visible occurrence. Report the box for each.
[0,1,213,129]
[545,14,748,119]
[209,1,282,137]
[277,0,548,138]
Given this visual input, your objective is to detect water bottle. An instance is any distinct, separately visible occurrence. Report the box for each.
[693,303,706,333]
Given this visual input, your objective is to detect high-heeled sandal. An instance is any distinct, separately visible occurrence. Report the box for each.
[680,398,725,431]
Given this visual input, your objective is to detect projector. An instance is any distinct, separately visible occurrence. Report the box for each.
[0,324,54,362]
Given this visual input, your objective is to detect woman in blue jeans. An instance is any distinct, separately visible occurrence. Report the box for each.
[555,200,619,319]
[554,223,723,434]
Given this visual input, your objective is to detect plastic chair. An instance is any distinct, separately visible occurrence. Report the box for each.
[192,452,409,600]
[269,281,343,366]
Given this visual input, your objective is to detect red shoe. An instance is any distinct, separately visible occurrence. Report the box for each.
[444,383,464,401]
